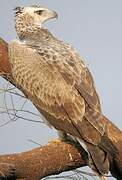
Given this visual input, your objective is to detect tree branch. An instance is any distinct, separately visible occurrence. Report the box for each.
[0,141,87,180]
[0,37,121,180]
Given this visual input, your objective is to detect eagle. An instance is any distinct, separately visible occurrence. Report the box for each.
[9,5,117,180]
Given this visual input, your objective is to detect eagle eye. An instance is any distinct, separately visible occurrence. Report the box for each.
[35,10,44,15]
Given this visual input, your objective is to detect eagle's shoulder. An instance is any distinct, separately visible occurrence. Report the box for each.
[9,39,25,46]
[9,39,26,55]
[9,39,37,59]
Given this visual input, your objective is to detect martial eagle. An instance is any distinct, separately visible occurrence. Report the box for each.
[9,5,117,180]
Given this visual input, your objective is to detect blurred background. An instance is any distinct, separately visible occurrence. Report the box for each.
[0,0,121,179]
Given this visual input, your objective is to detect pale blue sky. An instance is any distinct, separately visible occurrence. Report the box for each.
[0,1,121,179]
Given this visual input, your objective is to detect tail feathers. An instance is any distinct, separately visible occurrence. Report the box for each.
[77,139,109,175]
[98,127,118,157]
[87,144,109,175]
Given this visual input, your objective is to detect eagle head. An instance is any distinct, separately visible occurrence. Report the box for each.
[14,5,58,30]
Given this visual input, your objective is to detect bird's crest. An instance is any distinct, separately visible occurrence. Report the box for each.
[13,7,23,16]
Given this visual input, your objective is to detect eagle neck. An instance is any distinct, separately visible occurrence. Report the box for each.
[15,13,57,42]
[16,22,53,42]
[15,13,34,39]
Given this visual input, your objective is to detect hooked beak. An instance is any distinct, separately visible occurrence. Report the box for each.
[48,10,58,20]
[36,9,58,26]
[53,11,58,19]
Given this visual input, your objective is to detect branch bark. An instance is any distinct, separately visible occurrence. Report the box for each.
[0,141,87,180]
[0,37,121,180]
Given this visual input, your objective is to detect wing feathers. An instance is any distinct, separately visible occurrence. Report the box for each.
[75,68,101,112]
[9,39,105,146]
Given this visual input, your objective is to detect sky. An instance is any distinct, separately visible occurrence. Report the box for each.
[0,0,121,179]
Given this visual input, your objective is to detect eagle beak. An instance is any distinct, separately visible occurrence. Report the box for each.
[46,10,58,22]
[53,11,58,19]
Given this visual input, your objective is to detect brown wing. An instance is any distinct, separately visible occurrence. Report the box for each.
[25,36,101,112]
[9,41,86,139]
[34,42,101,112]
[40,42,105,139]
[9,40,104,145]
[30,41,105,144]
